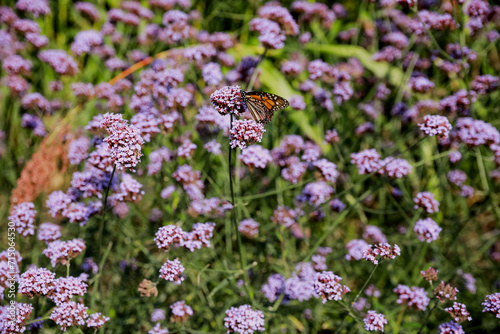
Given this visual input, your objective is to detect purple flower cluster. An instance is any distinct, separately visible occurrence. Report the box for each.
[42,239,86,267]
[239,145,272,169]
[170,300,193,322]
[249,18,286,50]
[100,113,145,171]
[8,201,36,236]
[364,243,401,265]
[393,285,430,311]
[414,218,442,243]
[224,305,265,334]
[445,302,472,323]
[230,120,266,150]
[482,292,500,321]
[363,310,388,332]
[159,258,185,285]
[413,192,440,213]
[238,219,260,238]
[418,115,452,139]
[437,321,464,334]
[210,86,247,116]
[314,271,350,304]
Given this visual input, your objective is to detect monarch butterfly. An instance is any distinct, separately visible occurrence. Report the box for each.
[241,90,289,125]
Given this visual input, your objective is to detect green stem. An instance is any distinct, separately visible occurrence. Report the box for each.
[352,264,378,303]
[97,165,116,257]
[416,300,439,334]
[228,114,252,300]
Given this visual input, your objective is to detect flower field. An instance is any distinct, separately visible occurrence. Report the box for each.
[1,0,500,333]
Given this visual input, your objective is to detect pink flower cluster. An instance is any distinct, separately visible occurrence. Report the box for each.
[393,285,430,311]
[313,271,350,304]
[155,223,216,252]
[364,243,401,265]
[418,115,452,139]
[159,258,185,284]
[224,304,265,334]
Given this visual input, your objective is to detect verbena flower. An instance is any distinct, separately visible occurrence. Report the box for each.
[445,302,472,323]
[224,304,265,334]
[170,300,193,323]
[299,181,334,206]
[155,225,184,251]
[413,192,440,213]
[49,276,88,305]
[101,113,145,171]
[202,62,223,86]
[482,292,500,320]
[434,281,458,303]
[159,259,185,284]
[151,309,166,322]
[393,285,430,311]
[16,0,51,17]
[0,303,33,333]
[75,2,100,22]
[43,239,86,267]
[230,120,266,150]
[50,301,89,331]
[38,222,62,243]
[314,271,350,304]
[68,136,90,165]
[437,321,464,334]
[351,149,381,174]
[38,49,79,76]
[448,170,467,186]
[261,274,285,302]
[18,267,55,298]
[238,219,259,238]
[210,85,246,116]
[9,201,37,236]
[177,140,197,159]
[364,243,401,264]
[345,239,371,261]
[453,117,500,146]
[380,157,412,178]
[414,218,442,243]
[87,313,110,328]
[421,267,439,282]
[363,310,388,332]
[249,18,286,49]
[289,95,306,110]
[418,115,452,139]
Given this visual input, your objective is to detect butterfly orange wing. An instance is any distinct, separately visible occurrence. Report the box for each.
[243,91,289,125]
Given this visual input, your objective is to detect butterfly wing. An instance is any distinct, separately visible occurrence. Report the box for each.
[243,92,289,125]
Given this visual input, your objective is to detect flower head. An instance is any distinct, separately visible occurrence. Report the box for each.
[210,86,246,116]
[50,301,88,331]
[224,304,265,334]
[9,202,37,236]
[414,218,442,243]
[394,285,430,311]
[414,192,440,213]
[159,259,185,284]
[314,271,350,303]
[418,115,452,139]
[230,120,266,150]
[170,301,193,323]
[363,310,388,332]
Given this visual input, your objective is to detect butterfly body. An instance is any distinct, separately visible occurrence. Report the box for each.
[241,90,289,124]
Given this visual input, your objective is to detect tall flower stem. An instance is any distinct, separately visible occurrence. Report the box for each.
[97,165,116,258]
[228,114,252,299]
